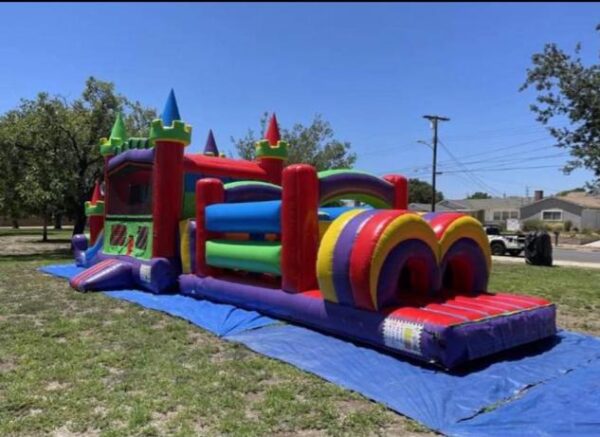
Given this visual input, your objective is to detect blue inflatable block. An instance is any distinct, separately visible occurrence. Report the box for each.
[206,200,281,233]
[318,206,361,220]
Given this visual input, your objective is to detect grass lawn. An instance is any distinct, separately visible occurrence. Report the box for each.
[0,231,598,436]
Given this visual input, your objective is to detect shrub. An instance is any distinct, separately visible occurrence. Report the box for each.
[522,219,548,232]
[549,223,564,233]
[564,220,572,232]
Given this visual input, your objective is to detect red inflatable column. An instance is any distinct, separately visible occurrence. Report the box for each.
[85,181,105,245]
[384,174,408,210]
[152,140,185,258]
[281,164,319,293]
[149,115,192,259]
[195,179,225,277]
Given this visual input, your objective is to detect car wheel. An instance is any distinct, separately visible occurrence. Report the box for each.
[490,241,506,256]
[508,250,522,257]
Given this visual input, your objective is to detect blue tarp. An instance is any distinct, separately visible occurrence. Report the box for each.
[104,291,277,337]
[39,264,600,436]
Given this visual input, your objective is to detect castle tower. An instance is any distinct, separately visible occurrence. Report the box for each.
[149,89,192,259]
[256,113,288,185]
[203,129,219,156]
[85,180,105,245]
[99,112,128,224]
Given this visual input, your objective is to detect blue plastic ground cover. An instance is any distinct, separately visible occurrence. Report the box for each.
[40,263,85,278]
[39,264,276,337]
[104,291,276,337]
[444,362,600,437]
[40,263,600,436]
[229,325,600,435]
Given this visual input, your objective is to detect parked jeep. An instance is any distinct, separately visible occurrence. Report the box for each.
[484,224,526,256]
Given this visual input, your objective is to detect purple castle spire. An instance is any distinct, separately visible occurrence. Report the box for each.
[204,129,219,156]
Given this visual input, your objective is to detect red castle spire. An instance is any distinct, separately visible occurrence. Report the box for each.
[90,180,103,204]
[265,113,281,146]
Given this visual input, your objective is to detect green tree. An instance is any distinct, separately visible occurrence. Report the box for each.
[233,113,356,171]
[0,77,156,239]
[467,191,492,199]
[520,24,600,189]
[408,178,445,204]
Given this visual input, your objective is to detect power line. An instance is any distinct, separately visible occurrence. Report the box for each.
[434,151,569,172]
[438,164,563,174]
[437,140,503,197]
[381,138,555,174]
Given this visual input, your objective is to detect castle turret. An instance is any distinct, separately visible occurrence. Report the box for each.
[85,180,105,245]
[203,129,219,156]
[98,113,128,227]
[256,113,288,185]
[149,89,192,259]
[100,112,128,157]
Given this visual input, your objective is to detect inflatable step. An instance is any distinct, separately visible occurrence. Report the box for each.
[205,200,281,233]
[205,240,281,275]
[69,259,133,292]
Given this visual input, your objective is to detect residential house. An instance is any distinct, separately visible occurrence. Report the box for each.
[520,191,600,231]
[435,196,530,224]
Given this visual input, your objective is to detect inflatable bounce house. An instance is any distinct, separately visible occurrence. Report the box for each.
[71,91,556,369]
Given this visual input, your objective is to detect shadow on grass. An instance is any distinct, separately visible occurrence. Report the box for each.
[0,249,72,263]
[0,230,73,237]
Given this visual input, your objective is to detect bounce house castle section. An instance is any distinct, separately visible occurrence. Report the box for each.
[71,90,556,369]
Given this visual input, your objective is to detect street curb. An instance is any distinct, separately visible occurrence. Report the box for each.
[492,256,600,270]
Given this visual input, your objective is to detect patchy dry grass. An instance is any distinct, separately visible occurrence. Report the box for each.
[0,233,430,436]
[1,232,598,435]
[489,263,600,335]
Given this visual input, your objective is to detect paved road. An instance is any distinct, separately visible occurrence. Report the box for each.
[552,247,600,264]
[504,247,600,264]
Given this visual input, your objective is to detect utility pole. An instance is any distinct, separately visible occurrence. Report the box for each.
[423,115,450,212]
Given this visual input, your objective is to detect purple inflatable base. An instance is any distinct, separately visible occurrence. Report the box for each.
[72,233,178,294]
[179,274,557,369]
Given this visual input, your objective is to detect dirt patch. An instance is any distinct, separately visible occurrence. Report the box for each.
[558,310,600,336]
[0,234,71,257]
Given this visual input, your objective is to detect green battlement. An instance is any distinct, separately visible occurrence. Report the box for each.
[100,137,152,156]
[85,200,105,216]
[255,139,288,160]
[148,119,192,147]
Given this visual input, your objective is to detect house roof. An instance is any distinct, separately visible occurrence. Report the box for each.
[555,192,600,209]
[409,202,468,213]
[438,197,529,211]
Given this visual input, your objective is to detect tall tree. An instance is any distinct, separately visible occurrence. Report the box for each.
[520,25,600,190]
[233,113,356,171]
[0,77,156,239]
[408,178,445,204]
[467,191,492,199]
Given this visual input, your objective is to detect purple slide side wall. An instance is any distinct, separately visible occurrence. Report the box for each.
[107,149,155,171]
[179,274,556,369]
[319,173,395,205]
[224,185,282,203]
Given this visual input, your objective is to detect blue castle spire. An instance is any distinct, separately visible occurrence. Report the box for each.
[204,130,219,156]
[161,89,181,126]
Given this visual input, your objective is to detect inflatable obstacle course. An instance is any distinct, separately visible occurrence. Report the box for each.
[70,90,556,369]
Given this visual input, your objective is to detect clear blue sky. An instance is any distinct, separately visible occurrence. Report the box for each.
[1,2,599,198]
